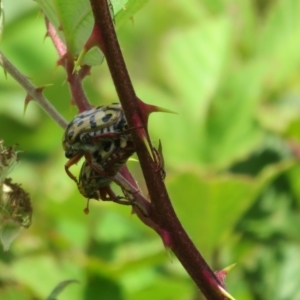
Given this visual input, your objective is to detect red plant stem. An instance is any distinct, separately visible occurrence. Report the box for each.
[89,1,225,299]
[46,20,66,57]
[45,19,91,112]
[65,56,92,112]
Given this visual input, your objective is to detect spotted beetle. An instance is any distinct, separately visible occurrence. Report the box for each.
[77,139,135,199]
[63,103,128,158]
[62,103,133,182]
[77,161,112,200]
[78,150,135,214]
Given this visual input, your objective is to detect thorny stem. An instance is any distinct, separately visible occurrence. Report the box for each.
[89,0,226,299]
[46,19,66,57]
[45,20,92,112]
[1,2,227,298]
[0,51,67,129]
[114,170,167,237]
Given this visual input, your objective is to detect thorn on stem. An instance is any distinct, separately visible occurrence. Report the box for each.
[160,229,172,249]
[137,97,177,129]
[23,94,32,116]
[215,263,236,286]
[141,134,154,161]
[24,85,51,115]
[217,286,236,300]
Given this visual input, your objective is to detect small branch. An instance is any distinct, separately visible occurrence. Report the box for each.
[45,19,92,112]
[114,170,155,226]
[46,19,66,57]
[0,51,67,129]
[89,1,225,299]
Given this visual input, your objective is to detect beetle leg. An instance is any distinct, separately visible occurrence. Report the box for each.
[98,185,133,206]
[83,186,113,214]
[99,186,117,200]
[65,152,84,183]
[153,140,166,180]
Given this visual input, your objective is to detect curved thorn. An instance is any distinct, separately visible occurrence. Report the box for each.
[218,286,236,300]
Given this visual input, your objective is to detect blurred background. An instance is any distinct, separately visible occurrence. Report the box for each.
[1,0,300,299]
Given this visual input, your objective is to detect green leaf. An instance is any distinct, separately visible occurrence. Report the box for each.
[287,164,300,207]
[0,288,32,300]
[257,0,300,90]
[47,280,79,300]
[161,17,232,123]
[235,243,300,299]
[129,276,193,300]
[0,0,3,41]
[149,17,232,168]
[35,0,149,65]
[168,160,295,258]
[257,98,300,134]
[0,221,21,251]
[36,0,102,65]
[83,275,124,300]
[115,0,150,29]
[169,172,255,258]
[154,17,266,169]
[11,255,82,299]
[200,62,265,168]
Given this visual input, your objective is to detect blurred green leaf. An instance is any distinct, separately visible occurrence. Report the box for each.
[83,274,124,300]
[115,0,150,29]
[201,62,265,168]
[0,0,3,41]
[257,0,300,90]
[286,164,300,207]
[277,245,300,299]
[0,221,21,252]
[11,255,83,299]
[127,276,193,300]
[161,17,232,123]
[150,17,233,168]
[257,98,300,134]
[169,171,254,257]
[153,17,265,169]
[168,160,295,257]
[239,243,300,300]
[0,287,32,300]
[47,279,79,300]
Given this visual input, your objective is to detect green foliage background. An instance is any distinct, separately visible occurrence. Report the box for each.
[1,0,300,299]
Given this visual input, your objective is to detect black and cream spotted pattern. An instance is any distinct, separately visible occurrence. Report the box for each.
[77,161,111,200]
[62,103,131,160]
[78,140,135,200]
[63,103,136,201]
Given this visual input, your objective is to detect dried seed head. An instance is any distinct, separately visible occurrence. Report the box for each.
[0,141,32,251]
[0,140,19,184]
[1,178,32,228]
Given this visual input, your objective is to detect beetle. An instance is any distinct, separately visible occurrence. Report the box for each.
[78,138,135,199]
[63,103,128,157]
[78,151,134,214]
[77,160,112,200]
[62,103,133,182]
